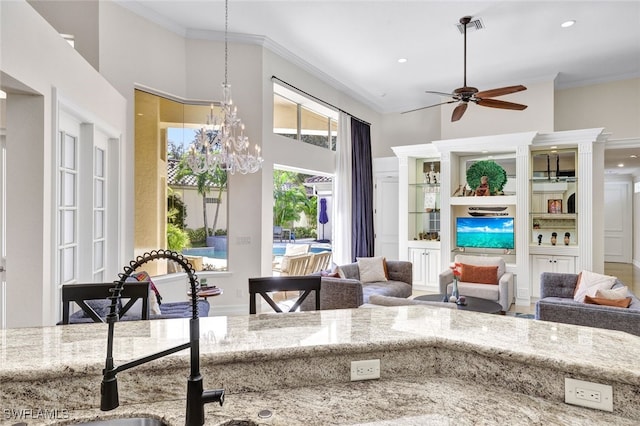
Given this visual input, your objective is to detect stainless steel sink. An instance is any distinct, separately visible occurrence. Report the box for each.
[71,418,167,426]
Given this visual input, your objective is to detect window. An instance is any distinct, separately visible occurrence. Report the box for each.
[135,90,229,273]
[58,132,78,284]
[273,83,338,151]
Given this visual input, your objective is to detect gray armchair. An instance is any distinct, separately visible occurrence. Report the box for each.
[439,254,513,311]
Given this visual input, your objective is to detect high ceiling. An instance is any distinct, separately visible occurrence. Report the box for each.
[118,0,640,174]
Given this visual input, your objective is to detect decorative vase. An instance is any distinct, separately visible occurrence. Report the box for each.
[452,278,460,301]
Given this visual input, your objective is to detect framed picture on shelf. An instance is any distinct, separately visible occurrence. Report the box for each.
[547,199,562,214]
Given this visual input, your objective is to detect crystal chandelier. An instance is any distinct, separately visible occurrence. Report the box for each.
[186,0,263,175]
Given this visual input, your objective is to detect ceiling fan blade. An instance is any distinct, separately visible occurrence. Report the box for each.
[401,100,457,114]
[475,85,527,99]
[476,98,528,110]
[451,102,468,122]
[425,90,455,97]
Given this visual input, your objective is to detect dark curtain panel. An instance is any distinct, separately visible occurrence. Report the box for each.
[351,117,374,260]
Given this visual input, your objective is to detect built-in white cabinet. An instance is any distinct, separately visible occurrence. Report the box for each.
[408,246,441,290]
[392,144,441,292]
[530,254,576,298]
[394,128,607,306]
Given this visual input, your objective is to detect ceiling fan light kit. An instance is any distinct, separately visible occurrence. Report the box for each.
[404,15,528,121]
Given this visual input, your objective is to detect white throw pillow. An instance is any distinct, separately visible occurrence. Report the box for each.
[357,256,388,283]
[573,270,617,303]
[596,286,628,300]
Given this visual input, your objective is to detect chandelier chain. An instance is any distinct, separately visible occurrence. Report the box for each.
[184,0,263,175]
[224,0,228,86]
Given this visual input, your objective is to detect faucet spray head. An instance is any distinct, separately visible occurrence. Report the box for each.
[100,375,119,411]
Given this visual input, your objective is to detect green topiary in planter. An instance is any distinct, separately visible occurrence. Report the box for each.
[466,160,507,195]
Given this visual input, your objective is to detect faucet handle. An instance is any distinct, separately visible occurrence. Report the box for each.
[202,388,225,406]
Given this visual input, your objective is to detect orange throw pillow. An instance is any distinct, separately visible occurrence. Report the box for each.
[460,264,499,285]
[584,295,632,308]
[382,257,389,279]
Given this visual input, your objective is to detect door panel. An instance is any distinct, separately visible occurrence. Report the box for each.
[604,181,632,263]
[374,175,399,259]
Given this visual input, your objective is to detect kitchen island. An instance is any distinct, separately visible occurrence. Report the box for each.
[1,305,639,425]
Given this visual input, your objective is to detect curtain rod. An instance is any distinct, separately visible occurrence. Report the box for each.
[271,76,371,126]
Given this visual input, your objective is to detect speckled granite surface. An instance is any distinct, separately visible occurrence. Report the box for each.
[1,306,639,424]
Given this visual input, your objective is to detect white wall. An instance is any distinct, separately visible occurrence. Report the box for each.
[95,3,382,315]
[0,1,126,327]
[635,179,640,268]
[99,2,189,261]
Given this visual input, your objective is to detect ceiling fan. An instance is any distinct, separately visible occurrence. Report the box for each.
[404,16,528,121]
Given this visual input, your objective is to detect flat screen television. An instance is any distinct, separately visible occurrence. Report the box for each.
[456,217,515,250]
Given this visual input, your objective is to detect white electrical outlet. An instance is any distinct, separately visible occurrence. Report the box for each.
[565,378,613,412]
[350,359,380,381]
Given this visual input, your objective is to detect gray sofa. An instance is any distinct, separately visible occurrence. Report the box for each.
[300,260,412,311]
[535,272,640,336]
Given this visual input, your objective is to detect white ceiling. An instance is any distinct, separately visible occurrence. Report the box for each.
[118,0,640,175]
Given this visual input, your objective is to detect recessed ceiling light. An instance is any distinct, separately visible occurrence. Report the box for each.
[397,58,407,64]
[631,154,638,158]
[618,163,624,168]
[561,20,576,28]
[551,150,558,153]
[481,150,488,154]
[550,146,557,149]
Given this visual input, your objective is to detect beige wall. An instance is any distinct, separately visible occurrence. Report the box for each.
[441,80,555,140]
[555,78,640,139]
[376,108,441,158]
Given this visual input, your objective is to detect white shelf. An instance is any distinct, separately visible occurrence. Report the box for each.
[449,195,517,206]
[529,245,579,256]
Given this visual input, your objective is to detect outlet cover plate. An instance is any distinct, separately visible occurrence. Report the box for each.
[565,378,613,412]
[350,359,380,381]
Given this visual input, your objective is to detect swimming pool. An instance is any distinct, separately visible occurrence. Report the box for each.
[182,245,331,259]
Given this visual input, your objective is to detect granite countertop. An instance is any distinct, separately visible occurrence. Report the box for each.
[2,306,639,425]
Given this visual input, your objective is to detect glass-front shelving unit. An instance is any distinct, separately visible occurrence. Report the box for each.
[408,159,440,242]
[530,149,578,247]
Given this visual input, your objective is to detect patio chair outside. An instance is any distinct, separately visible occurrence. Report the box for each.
[305,251,332,275]
[280,254,311,276]
[273,226,284,242]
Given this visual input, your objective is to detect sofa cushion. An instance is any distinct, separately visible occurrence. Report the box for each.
[448,281,499,301]
[573,270,617,303]
[460,264,498,285]
[362,281,411,303]
[596,286,628,300]
[584,295,632,308]
[357,256,388,283]
[82,299,114,318]
[132,271,162,315]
